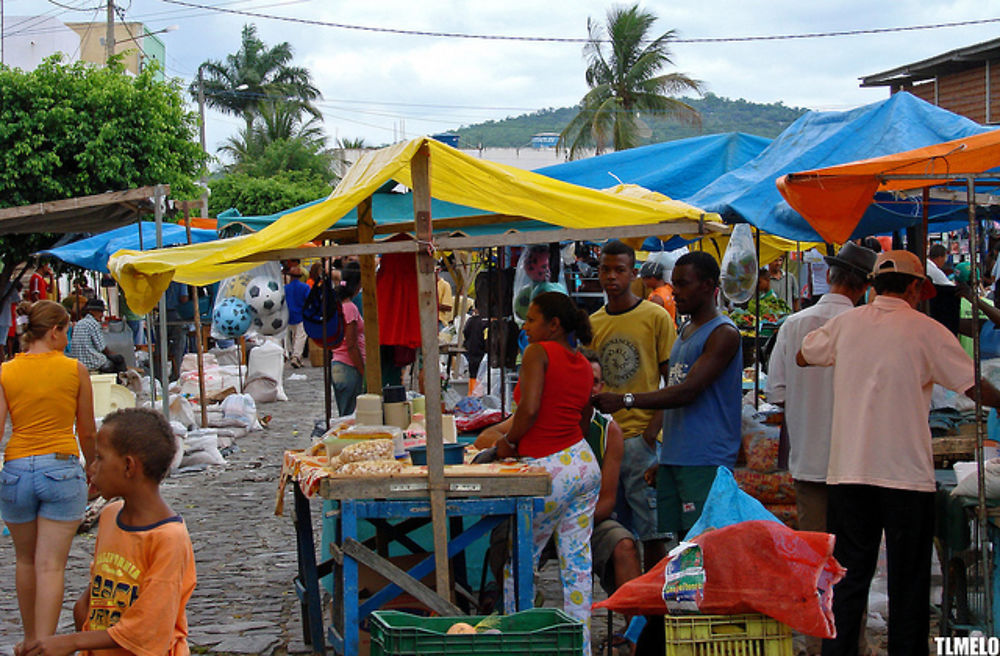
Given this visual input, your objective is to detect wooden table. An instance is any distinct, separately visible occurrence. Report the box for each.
[285,456,550,656]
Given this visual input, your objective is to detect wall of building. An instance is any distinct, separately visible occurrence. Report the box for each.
[894,62,1000,124]
[1,16,80,71]
[65,22,163,80]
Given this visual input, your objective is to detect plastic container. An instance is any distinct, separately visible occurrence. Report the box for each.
[407,443,465,466]
[663,613,792,656]
[369,608,582,656]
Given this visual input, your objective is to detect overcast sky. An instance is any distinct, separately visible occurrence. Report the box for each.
[7,0,1000,154]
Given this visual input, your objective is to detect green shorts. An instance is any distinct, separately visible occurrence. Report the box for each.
[656,465,719,538]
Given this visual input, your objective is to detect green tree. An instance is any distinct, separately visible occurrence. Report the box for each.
[559,4,704,158]
[208,171,332,217]
[0,56,204,299]
[194,24,321,131]
[220,100,332,176]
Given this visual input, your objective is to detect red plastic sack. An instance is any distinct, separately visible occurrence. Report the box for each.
[595,520,845,639]
[592,556,670,616]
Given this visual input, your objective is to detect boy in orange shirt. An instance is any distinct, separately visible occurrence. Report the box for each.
[17,408,196,656]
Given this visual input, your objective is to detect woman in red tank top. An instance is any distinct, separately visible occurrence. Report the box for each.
[494,292,601,653]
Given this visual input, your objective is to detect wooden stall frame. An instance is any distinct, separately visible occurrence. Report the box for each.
[226,150,727,616]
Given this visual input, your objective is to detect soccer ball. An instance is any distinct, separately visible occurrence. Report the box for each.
[244,277,285,314]
[212,297,253,338]
[513,284,534,322]
[252,310,288,336]
[221,271,254,300]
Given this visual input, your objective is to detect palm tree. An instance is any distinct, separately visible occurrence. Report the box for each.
[220,101,330,172]
[559,4,704,159]
[193,24,321,131]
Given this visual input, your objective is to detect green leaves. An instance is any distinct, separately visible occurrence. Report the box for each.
[559,3,704,159]
[0,56,205,208]
[208,171,332,217]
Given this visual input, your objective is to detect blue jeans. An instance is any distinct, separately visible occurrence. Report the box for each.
[331,361,363,417]
[0,454,87,523]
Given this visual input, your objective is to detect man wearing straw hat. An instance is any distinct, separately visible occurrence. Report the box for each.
[797,250,1000,655]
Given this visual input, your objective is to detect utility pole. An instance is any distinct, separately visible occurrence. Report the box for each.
[105,0,114,65]
[198,65,208,218]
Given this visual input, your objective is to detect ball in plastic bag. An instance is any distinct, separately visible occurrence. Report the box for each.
[213,297,253,338]
[222,271,254,300]
[253,310,288,336]
[530,281,566,300]
[513,284,534,321]
[244,277,285,314]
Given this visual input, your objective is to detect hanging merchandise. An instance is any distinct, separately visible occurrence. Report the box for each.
[511,244,567,323]
[212,297,253,339]
[720,224,758,304]
[302,274,345,347]
[212,263,289,338]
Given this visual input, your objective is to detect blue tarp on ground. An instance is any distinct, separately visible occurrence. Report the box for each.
[685,92,994,241]
[535,132,772,200]
[40,222,218,273]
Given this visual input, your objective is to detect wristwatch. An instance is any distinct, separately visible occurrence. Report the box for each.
[623,393,635,409]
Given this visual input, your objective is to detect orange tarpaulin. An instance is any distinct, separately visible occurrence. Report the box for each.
[776,130,1000,243]
[179,217,217,230]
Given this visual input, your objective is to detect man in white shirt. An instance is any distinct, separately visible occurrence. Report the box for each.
[768,242,876,528]
[925,243,953,287]
[797,250,1000,656]
[766,242,875,655]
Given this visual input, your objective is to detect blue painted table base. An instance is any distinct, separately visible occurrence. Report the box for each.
[292,484,541,656]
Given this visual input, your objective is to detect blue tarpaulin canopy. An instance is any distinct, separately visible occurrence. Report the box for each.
[535,132,772,200]
[40,221,218,273]
[685,92,994,241]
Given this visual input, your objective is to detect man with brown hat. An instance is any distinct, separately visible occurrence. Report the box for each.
[797,250,1000,655]
[70,298,126,373]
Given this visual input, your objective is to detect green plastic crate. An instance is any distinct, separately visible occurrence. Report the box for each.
[369,608,583,656]
[665,613,793,656]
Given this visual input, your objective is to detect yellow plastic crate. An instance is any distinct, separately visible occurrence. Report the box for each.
[664,613,793,656]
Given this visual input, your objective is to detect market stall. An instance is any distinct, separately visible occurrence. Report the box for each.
[777,129,1000,634]
[108,136,728,655]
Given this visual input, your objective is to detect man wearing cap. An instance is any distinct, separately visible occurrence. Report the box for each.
[766,242,875,655]
[797,250,1000,655]
[70,299,126,374]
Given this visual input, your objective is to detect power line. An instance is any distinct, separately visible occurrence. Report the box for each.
[45,0,104,12]
[157,0,1000,44]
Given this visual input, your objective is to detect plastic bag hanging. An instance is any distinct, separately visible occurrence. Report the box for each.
[720,224,758,304]
[511,244,567,324]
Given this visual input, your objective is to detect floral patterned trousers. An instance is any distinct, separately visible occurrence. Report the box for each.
[504,439,601,655]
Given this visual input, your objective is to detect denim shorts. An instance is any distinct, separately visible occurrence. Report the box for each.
[0,454,87,524]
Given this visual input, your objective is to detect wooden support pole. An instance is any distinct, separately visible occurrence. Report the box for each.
[181,202,209,428]
[357,197,382,394]
[411,143,451,598]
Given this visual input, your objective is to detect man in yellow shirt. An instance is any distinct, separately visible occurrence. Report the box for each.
[436,266,454,327]
[588,240,676,567]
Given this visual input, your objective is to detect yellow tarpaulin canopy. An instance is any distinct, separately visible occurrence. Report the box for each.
[110,137,722,314]
[689,233,823,266]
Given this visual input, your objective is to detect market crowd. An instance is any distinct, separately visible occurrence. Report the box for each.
[474,236,1000,656]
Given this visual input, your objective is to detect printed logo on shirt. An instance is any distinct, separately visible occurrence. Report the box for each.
[599,337,640,388]
[85,551,142,631]
[668,361,689,387]
[682,502,697,513]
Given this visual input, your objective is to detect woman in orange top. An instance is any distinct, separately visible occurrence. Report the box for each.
[640,259,677,321]
[0,300,97,647]
[494,292,601,654]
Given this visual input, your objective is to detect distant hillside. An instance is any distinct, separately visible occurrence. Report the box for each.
[452,93,807,148]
